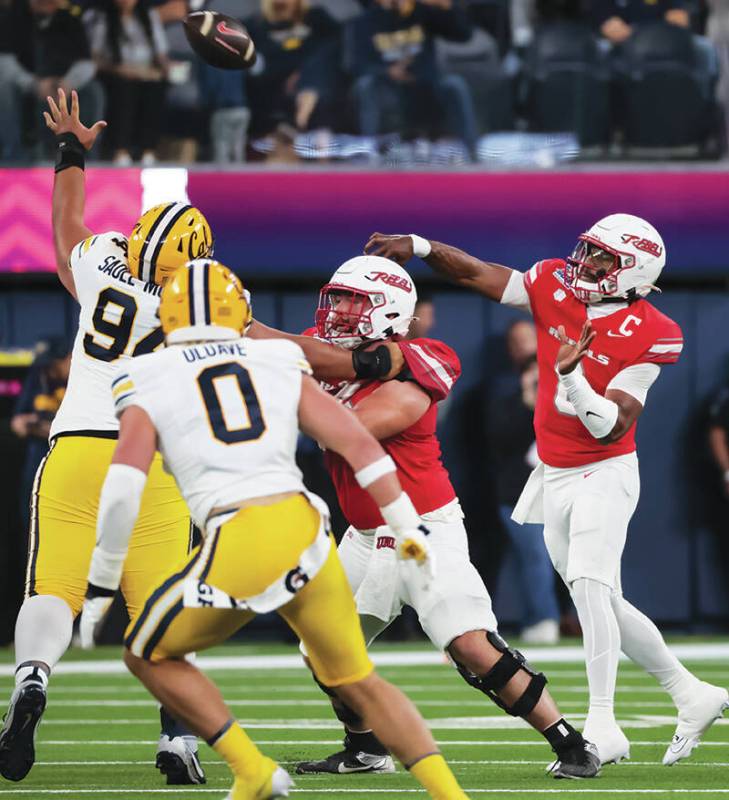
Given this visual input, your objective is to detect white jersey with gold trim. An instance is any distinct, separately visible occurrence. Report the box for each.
[112,338,312,527]
[50,232,165,439]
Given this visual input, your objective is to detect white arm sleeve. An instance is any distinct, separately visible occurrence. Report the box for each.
[500,269,532,313]
[88,464,147,591]
[606,363,660,407]
[558,367,619,439]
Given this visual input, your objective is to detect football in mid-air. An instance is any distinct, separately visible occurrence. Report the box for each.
[183,11,257,70]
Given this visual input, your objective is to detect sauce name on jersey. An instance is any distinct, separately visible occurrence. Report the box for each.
[112,338,311,527]
[50,232,165,439]
[525,259,683,468]
[323,337,461,530]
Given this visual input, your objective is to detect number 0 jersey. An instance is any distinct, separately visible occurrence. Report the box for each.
[112,338,312,528]
[50,232,164,440]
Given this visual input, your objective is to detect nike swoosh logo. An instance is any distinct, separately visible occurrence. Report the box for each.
[583,470,597,479]
[586,411,602,418]
[216,21,246,38]
[606,331,627,337]
[669,736,688,753]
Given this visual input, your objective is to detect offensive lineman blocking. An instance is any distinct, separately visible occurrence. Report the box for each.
[250,255,600,779]
[82,259,470,800]
[365,216,729,766]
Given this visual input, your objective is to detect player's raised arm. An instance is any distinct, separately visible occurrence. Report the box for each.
[248,319,404,382]
[298,374,433,574]
[43,88,107,298]
[79,405,156,649]
[365,232,514,302]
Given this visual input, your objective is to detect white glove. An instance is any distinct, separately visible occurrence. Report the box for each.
[397,524,436,583]
[79,593,114,650]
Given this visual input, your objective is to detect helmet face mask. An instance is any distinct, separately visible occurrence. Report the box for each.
[564,214,665,305]
[315,286,386,347]
[315,255,416,350]
[565,237,629,304]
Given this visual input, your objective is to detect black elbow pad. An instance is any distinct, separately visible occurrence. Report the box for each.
[352,345,393,380]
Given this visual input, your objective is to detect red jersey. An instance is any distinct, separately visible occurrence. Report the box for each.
[525,259,683,469]
[322,338,461,530]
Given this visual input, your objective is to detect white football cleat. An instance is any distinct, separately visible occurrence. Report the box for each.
[582,722,630,765]
[663,683,729,765]
[521,619,559,645]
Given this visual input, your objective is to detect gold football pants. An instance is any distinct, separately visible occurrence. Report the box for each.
[27,434,191,619]
[125,494,374,687]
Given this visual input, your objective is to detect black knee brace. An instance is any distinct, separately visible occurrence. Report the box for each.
[312,673,364,728]
[454,631,547,718]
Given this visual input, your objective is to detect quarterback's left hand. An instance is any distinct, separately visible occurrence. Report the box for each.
[79,591,114,650]
[556,321,596,375]
[397,524,436,582]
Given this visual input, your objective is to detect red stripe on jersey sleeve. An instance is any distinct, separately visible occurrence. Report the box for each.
[398,339,461,402]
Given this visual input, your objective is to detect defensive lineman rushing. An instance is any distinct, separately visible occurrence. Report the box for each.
[0,89,212,784]
[365,215,729,766]
[249,255,600,779]
[81,259,471,800]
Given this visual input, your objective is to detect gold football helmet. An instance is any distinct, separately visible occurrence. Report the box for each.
[159,259,251,343]
[128,202,214,285]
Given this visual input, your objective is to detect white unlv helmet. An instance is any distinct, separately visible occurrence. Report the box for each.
[565,213,666,305]
[315,255,417,349]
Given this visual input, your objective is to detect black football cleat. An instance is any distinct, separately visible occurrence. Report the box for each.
[296,749,395,775]
[156,735,206,785]
[0,680,47,782]
[548,741,601,779]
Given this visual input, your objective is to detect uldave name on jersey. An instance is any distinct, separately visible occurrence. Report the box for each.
[547,325,610,366]
[182,342,248,363]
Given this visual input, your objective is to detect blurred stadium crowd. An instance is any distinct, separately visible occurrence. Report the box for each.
[2,0,729,165]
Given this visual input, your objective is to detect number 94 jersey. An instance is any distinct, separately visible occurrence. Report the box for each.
[50,232,165,439]
[112,338,312,528]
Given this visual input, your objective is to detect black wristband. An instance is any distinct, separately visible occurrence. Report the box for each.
[55,132,86,173]
[86,582,115,600]
[352,344,392,380]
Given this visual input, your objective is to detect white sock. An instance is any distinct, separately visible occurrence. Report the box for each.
[611,592,699,709]
[571,578,621,726]
[14,595,74,687]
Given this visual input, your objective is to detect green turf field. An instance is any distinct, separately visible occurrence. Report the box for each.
[0,640,727,799]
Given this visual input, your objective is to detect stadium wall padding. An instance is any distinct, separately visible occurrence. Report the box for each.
[2,168,729,278]
[3,286,728,626]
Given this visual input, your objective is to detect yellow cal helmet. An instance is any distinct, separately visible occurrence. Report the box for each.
[128,202,214,285]
[159,259,251,344]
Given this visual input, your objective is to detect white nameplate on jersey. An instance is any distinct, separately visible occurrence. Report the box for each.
[182,528,331,614]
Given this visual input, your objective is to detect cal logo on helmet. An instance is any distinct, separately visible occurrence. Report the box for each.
[159,259,251,344]
[128,202,214,285]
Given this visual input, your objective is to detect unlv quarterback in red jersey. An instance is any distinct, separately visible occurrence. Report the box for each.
[365,214,729,767]
[250,255,600,780]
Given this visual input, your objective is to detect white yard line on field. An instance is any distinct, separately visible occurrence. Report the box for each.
[2,643,728,677]
[38,739,729,747]
[2,789,729,796]
[29,759,729,767]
